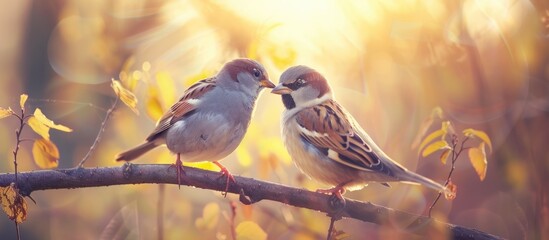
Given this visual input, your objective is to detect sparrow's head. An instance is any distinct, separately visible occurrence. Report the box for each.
[219,58,274,96]
[271,65,332,110]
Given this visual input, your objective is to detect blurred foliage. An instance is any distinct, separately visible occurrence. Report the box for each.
[0,0,548,239]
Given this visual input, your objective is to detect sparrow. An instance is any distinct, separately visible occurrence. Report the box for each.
[116,58,275,194]
[272,65,450,200]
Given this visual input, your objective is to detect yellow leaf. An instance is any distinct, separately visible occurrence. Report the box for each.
[468,142,487,181]
[418,129,445,155]
[32,138,60,169]
[183,161,220,172]
[268,43,297,69]
[146,87,164,121]
[0,107,14,119]
[236,221,267,240]
[19,94,28,110]
[236,146,252,167]
[411,107,445,149]
[194,202,219,230]
[246,39,259,60]
[463,128,492,153]
[431,106,443,119]
[32,108,73,132]
[440,148,451,165]
[28,116,50,140]
[422,140,451,157]
[111,79,139,114]
[0,184,28,223]
[441,121,454,135]
[183,69,215,88]
[155,71,176,106]
[411,118,435,150]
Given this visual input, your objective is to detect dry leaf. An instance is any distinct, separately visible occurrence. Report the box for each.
[195,202,220,230]
[0,184,28,223]
[444,181,457,200]
[111,79,139,114]
[32,138,60,169]
[0,107,14,119]
[236,221,267,240]
[463,128,492,153]
[468,142,488,181]
[32,108,72,132]
[19,94,28,110]
[28,116,50,140]
[422,140,451,157]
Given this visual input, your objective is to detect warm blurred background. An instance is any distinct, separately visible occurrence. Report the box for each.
[0,0,548,239]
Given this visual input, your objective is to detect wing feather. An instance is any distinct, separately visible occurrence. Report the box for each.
[146,78,216,141]
[295,100,381,171]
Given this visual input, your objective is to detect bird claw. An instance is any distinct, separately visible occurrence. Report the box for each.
[213,161,236,197]
[168,154,185,189]
[317,184,347,211]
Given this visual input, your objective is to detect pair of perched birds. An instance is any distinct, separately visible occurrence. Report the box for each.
[116,58,449,199]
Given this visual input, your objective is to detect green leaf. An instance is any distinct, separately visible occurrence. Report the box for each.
[468,142,487,181]
[463,128,492,153]
[422,140,451,157]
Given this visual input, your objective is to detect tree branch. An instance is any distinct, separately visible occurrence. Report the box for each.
[0,163,501,240]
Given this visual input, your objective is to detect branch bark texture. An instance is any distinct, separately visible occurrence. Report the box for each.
[0,163,502,240]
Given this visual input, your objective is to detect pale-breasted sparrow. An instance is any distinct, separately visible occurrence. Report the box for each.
[272,65,450,199]
[116,58,275,193]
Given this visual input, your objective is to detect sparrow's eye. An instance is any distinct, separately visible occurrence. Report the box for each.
[252,68,261,78]
[296,78,305,86]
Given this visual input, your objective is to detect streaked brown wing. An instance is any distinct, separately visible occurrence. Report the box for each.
[146,78,216,141]
[295,100,380,171]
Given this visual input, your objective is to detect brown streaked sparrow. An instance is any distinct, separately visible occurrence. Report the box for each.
[116,58,275,193]
[272,65,450,200]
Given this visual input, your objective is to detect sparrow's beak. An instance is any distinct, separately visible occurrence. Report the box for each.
[259,79,276,88]
[271,84,292,95]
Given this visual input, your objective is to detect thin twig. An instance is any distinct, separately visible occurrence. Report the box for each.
[428,136,470,217]
[326,217,337,240]
[77,98,118,167]
[0,164,503,240]
[15,222,20,240]
[157,184,165,240]
[27,98,109,112]
[229,201,237,240]
[12,109,27,183]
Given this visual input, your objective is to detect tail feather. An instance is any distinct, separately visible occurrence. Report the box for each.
[398,169,450,196]
[115,141,159,162]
